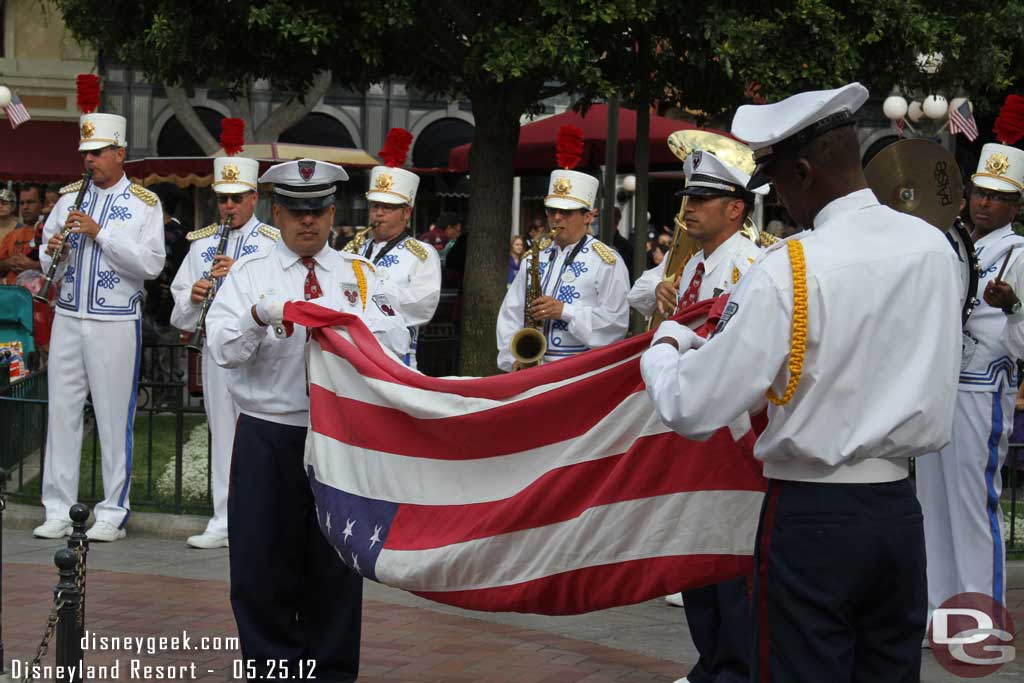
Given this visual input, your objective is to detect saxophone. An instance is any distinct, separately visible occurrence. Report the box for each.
[186,217,232,352]
[509,229,556,368]
[34,169,93,304]
[342,224,375,254]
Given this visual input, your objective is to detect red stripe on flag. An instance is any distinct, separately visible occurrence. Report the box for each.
[381,428,764,549]
[411,553,753,615]
[309,357,647,459]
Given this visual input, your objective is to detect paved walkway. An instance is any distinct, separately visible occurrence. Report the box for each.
[1,507,1023,681]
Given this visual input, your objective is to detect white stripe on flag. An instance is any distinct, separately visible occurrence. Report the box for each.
[374,490,763,591]
[306,390,671,505]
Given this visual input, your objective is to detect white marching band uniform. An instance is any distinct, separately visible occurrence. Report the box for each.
[628,231,761,316]
[918,143,1024,616]
[170,206,280,543]
[38,113,165,535]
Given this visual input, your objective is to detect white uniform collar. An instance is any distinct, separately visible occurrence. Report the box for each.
[275,239,335,272]
[697,230,747,273]
[550,234,590,254]
[94,173,130,194]
[974,224,1015,247]
[233,214,262,233]
[812,188,879,230]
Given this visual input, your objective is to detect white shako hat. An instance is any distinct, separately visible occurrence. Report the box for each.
[732,82,869,190]
[545,170,599,211]
[213,157,259,194]
[79,113,126,152]
[258,158,349,211]
[681,150,769,199]
[972,143,1024,195]
[366,166,420,206]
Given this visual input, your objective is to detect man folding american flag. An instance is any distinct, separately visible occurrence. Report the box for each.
[284,298,766,615]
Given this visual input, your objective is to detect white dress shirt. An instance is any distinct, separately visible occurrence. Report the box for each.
[206,240,410,426]
[169,215,279,333]
[628,231,761,316]
[40,174,165,320]
[960,224,1024,392]
[641,189,961,483]
[496,234,630,372]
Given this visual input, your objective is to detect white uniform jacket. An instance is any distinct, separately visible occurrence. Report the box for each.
[40,174,165,320]
[497,234,630,372]
[960,224,1024,393]
[628,231,761,316]
[362,235,441,366]
[641,189,962,483]
[169,216,280,333]
[206,241,411,426]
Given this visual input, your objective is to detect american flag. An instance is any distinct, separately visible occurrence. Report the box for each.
[4,91,31,129]
[894,118,906,136]
[949,99,979,141]
[286,298,766,615]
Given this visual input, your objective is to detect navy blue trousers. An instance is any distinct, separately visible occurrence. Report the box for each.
[682,577,751,683]
[751,478,926,683]
[229,414,362,682]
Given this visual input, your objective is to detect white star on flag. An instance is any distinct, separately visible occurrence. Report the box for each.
[325,511,332,534]
[370,525,382,549]
[342,518,355,543]
[351,553,361,575]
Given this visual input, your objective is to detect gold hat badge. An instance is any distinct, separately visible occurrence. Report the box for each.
[374,173,394,192]
[221,164,240,182]
[81,121,95,139]
[553,176,573,196]
[986,153,1010,176]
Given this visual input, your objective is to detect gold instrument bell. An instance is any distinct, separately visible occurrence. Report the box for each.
[863,138,963,231]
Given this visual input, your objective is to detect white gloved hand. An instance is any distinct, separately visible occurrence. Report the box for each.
[651,320,706,351]
[255,299,286,326]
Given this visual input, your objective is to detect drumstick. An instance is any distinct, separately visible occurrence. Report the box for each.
[996,247,1015,282]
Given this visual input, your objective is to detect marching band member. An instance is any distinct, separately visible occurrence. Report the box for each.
[206,158,407,681]
[170,144,279,550]
[628,151,765,321]
[641,83,960,681]
[346,128,441,370]
[496,143,629,371]
[917,143,1024,621]
[34,102,165,542]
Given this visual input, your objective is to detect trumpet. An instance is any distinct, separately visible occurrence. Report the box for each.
[186,218,232,352]
[509,228,557,368]
[34,169,93,304]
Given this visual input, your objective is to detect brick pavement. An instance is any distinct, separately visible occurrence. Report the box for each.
[2,563,684,682]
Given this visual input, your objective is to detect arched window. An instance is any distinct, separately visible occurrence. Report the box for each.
[412,118,474,168]
[157,107,223,157]
[279,113,355,148]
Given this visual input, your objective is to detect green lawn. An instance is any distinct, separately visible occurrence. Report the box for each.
[15,413,210,515]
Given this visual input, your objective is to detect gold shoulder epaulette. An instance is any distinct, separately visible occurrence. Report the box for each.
[404,238,429,261]
[342,226,373,254]
[60,180,83,195]
[186,224,219,241]
[129,183,158,207]
[258,224,280,241]
[592,241,617,265]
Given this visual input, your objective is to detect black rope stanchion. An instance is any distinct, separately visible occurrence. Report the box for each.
[53,549,82,683]
[66,505,89,628]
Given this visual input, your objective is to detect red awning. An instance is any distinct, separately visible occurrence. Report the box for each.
[0,120,83,183]
[448,105,733,174]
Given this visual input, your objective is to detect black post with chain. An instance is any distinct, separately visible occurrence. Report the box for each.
[66,505,89,628]
[53,549,82,683]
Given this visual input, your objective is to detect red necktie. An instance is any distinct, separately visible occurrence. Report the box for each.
[678,261,705,309]
[302,257,322,301]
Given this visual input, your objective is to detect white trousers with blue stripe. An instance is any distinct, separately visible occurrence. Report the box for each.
[200,347,239,537]
[42,316,140,528]
[917,389,1013,619]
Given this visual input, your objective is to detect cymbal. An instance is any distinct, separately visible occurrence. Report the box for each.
[864,138,963,231]
[667,130,755,174]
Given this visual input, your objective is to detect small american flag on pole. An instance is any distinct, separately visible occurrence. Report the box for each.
[4,91,32,129]
[949,99,979,141]
[894,118,906,136]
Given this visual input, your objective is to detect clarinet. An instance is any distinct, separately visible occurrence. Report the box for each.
[33,169,93,304]
[186,218,232,352]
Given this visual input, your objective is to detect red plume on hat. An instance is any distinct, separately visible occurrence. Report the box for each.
[220,118,245,156]
[379,128,413,167]
[76,74,100,114]
[556,125,584,170]
[994,94,1024,146]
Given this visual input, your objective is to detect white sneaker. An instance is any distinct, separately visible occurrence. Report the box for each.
[186,532,228,549]
[86,521,126,542]
[33,519,72,539]
[665,593,685,607]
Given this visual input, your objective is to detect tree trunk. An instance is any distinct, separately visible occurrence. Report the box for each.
[164,84,219,154]
[458,93,522,376]
[254,71,333,142]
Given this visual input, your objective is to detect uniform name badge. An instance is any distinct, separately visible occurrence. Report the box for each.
[372,293,397,317]
[562,271,576,283]
[341,283,359,307]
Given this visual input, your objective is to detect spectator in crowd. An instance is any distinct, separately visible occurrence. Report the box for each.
[508,235,524,285]
[0,189,21,244]
[41,186,60,222]
[144,184,190,331]
[437,212,463,262]
[333,224,356,250]
[524,217,546,250]
[0,185,41,284]
[420,222,445,250]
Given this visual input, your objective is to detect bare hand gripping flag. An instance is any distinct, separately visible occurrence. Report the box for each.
[286,298,766,615]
